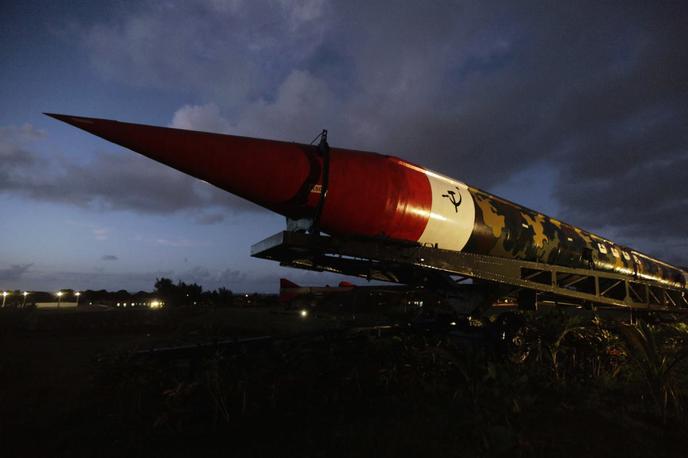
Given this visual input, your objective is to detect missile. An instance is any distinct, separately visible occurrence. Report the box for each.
[46,113,687,290]
[279,278,356,304]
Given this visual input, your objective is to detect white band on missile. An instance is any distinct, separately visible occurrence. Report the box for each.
[417,172,475,251]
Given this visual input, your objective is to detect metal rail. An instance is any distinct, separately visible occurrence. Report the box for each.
[252,231,688,312]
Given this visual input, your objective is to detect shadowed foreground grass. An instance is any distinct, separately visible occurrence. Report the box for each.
[1,306,687,457]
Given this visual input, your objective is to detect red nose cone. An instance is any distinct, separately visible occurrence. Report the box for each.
[47,113,435,245]
[45,113,319,216]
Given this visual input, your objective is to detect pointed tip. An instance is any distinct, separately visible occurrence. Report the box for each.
[43,112,64,121]
[44,113,103,127]
[43,112,73,121]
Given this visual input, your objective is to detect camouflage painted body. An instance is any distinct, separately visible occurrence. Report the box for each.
[463,187,686,289]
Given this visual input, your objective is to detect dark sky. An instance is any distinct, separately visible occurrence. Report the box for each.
[1,0,687,292]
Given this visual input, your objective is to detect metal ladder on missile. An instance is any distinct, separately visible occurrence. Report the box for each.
[251,231,688,314]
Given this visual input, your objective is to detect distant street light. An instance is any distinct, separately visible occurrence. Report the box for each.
[57,291,63,309]
[75,291,81,307]
[1,291,7,308]
[22,291,28,308]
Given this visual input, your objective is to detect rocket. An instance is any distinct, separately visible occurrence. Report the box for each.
[46,114,687,291]
[279,278,356,304]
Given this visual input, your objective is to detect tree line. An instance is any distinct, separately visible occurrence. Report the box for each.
[153,277,234,307]
[2,278,236,308]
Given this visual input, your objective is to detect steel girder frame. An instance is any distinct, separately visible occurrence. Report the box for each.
[251,231,688,312]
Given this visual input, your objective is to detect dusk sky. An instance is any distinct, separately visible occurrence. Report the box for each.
[1,1,686,293]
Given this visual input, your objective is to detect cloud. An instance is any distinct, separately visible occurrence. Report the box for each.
[233,69,339,140]
[0,264,33,282]
[81,0,328,105]
[0,124,258,218]
[170,103,231,133]
[101,255,118,261]
[0,124,43,181]
[7,267,173,293]
[60,1,688,263]
[92,227,109,240]
[194,212,226,225]
[172,265,371,292]
[556,154,688,238]
[166,3,688,260]
[155,237,205,248]
[0,124,45,145]
[170,70,338,141]
[178,265,246,288]
[0,260,368,293]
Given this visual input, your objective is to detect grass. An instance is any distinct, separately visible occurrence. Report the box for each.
[1,304,687,457]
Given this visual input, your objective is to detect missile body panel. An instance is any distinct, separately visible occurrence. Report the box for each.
[312,151,685,289]
[462,188,686,289]
[47,114,687,290]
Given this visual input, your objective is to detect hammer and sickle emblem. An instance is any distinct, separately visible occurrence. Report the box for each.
[442,187,462,213]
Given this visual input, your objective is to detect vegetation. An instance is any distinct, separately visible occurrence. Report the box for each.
[153,277,234,307]
[0,278,235,308]
[1,305,687,457]
[617,320,688,423]
[88,309,688,457]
